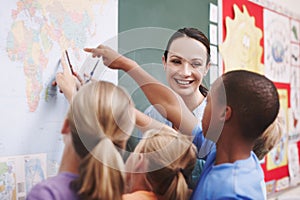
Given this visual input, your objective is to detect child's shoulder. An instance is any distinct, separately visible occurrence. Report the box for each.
[234,153,266,198]
[205,151,264,187]
[26,172,78,200]
[203,152,265,199]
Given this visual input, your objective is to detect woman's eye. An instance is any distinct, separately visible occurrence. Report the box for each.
[192,62,203,68]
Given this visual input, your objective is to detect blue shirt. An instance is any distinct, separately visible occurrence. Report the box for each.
[191,125,267,200]
[143,99,214,158]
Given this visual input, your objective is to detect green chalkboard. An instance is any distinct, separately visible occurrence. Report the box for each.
[118,0,217,112]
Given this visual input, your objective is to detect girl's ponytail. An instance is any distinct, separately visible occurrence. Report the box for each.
[71,138,125,200]
[138,130,197,200]
[162,170,189,200]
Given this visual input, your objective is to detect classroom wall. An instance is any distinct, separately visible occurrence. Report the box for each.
[270,0,300,17]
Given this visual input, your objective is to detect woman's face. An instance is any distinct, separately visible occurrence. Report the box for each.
[163,37,209,97]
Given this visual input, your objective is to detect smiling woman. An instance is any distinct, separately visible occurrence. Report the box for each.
[141,27,215,189]
[143,27,213,148]
[163,30,210,105]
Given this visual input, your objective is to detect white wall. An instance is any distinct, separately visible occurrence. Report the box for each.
[270,0,300,16]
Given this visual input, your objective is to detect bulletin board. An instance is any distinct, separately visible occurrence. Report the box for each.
[219,0,300,195]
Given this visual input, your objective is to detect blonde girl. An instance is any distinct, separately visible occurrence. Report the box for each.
[27,81,136,200]
[124,129,197,200]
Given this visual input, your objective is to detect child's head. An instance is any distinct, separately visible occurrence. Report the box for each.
[68,81,136,154]
[203,70,280,142]
[163,27,211,97]
[126,129,197,200]
[253,117,283,160]
[66,81,136,200]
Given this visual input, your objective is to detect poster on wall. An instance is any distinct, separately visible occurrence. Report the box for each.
[264,9,290,83]
[0,157,17,200]
[288,143,300,186]
[0,154,46,199]
[290,19,300,43]
[291,44,300,66]
[219,4,264,74]
[290,66,300,138]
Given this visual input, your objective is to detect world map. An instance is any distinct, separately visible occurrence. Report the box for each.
[6,0,113,111]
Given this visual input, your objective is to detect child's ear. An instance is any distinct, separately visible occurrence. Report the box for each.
[224,106,232,121]
[61,118,71,134]
[135,154,148,172]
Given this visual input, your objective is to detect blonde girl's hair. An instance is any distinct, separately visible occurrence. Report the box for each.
[135,129,197,200]
[253,117,283,160]
[67,81,136,200]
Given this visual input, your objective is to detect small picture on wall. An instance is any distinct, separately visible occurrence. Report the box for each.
[291,19,300,43]
[291,44,300,66]
[264,9,290,83]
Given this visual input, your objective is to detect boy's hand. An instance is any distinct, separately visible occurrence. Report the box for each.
[84,45,131,70]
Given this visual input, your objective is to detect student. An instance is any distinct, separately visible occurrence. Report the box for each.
[85,45,279,199]
[189,72,279,199]
[123,129,197,200]
[253,116,283,160]
[26,81,136,200]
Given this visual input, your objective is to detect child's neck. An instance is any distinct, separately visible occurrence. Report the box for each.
[215,137,253,165]
[59,142,80,174]
[127,173,152,193]
[215,148,251,165]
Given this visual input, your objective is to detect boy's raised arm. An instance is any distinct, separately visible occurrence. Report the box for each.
[84,45,198,136]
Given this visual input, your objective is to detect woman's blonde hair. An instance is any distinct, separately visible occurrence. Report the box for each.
[67,81,135,200]
[134,129,197,200]
[253,117,283,160]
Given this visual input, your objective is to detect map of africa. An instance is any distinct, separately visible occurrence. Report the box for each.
[0,0,117,198]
